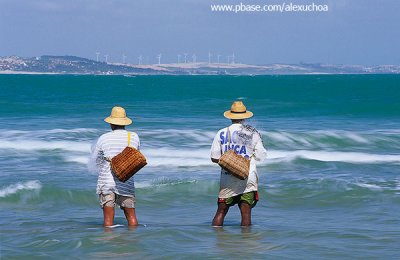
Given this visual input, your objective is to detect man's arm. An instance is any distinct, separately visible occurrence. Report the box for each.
[210,132,222,164]
[89,137,102,173]
[253,133,267,161]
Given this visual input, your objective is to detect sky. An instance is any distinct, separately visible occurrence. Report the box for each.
[0,0,399,65]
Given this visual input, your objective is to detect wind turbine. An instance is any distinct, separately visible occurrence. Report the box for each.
[192,54,197,64]
[208,52,212,64]
[104,54,109,63]
[177,54,181,64]
[231,53,235,64]
[122,54,127,64]
[138,55,143,65]
[95,52,100,62]
[184,53,188,63]
[217,54,221,64]
[157,54,162,65]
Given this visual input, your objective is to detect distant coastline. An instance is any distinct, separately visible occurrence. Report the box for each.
[1,55,399,75]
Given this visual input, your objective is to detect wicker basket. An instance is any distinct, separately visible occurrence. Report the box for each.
[218,149,250,180]
[111,146,147,182]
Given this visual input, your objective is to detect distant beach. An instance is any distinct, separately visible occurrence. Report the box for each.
[1,56,399,75]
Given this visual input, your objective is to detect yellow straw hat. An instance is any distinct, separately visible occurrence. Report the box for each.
[223,101,253,120]
[104,106,132,126]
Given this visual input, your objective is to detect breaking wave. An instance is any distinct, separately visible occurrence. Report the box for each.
[0,180,42,198]
[1,128,399,167]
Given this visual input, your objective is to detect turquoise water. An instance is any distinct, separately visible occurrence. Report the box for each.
[1,74,400,259]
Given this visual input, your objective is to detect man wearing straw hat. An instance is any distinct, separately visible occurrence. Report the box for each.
[210,101,267,226]
[91,106,140,227]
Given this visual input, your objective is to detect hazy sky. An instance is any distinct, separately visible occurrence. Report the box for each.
[0,0,399,65]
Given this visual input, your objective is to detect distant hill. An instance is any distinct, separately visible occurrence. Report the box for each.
[1,55,399,75]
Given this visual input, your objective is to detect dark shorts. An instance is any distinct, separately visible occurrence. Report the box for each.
[218,191,259,208]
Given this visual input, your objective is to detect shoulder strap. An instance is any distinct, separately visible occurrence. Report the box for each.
[127,132,131,147]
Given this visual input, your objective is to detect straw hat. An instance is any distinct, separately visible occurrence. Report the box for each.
[104,106,132,126]
[224,101,253,119]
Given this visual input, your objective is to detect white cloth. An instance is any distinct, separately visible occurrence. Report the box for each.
[91,129,140,197]
[210,123,267,198]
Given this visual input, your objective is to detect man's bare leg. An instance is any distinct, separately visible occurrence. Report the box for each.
[239,202,252,226]
[123,208,138,226]
[212,202,230,227]
[103,206,115,227]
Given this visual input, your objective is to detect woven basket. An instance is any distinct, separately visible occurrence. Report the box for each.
[218,150,250,180]
[111,147,147,182]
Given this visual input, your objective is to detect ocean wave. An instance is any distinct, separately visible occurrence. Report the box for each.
[1,128,400,151]
[82,148,400,167]
[65,155,90,165]
[0,128,99,136]
[0,140,91,153]
[141,148,210,167]
[263,129,400,150]
[1,139,399,166]
[83,148,212,172]
[354,183,383,190]
[0,128,100,141]
[141,129,215,143]
[268,150,400,164]
[0,180,42,198]
[1,128,399,166]
[135,178,198,188]
[143,129,400,149]
[263,177,400,207]
[142,148,400,166]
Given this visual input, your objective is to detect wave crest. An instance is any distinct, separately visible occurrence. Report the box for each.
[0,180,42,198]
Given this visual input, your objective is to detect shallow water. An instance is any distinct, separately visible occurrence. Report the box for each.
[1,74,400,258]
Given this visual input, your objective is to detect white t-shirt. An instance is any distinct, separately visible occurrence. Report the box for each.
[210,123,267,198]
[91,129,140,197]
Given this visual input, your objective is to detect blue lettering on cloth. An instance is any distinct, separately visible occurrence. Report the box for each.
[220,131,225,145]
[223,144,248,155]
[220,130,239,145]
[220,129,249,156]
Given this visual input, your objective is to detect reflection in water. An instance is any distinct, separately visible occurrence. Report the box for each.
[213,226,284,256]
[214,226,262,255]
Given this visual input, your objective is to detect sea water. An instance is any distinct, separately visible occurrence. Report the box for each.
[0,74,399,259]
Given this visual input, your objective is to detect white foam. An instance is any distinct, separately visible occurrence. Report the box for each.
[2,128,399,167]
[142,148,210,167]
[71,147,400,167]
[106,224,124,228]
[135,181,153,188]
[0,128,99,137]
[263,130,373,148]
[267,132,296,144]
[267,150,400,164]
[355,183,383,190]
[135,178,197,188]
[1,128,399,155]
[0,180,42,197]
[65,155,90,165]
[342,133,369,143]
[141,129,215,144]
[0,140,91,153]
